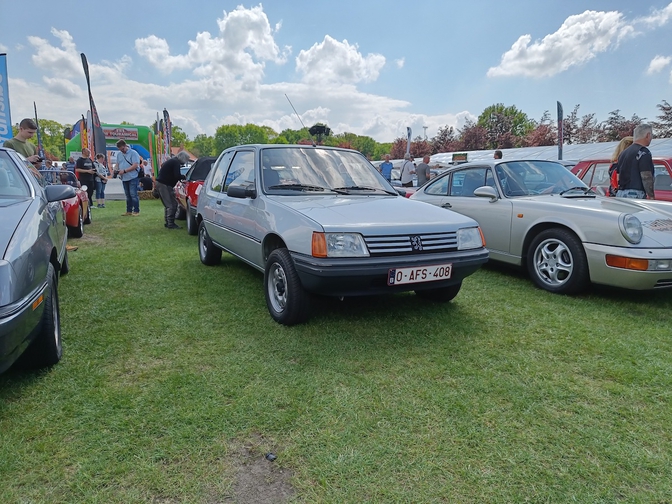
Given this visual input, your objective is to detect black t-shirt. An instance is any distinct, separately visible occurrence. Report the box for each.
[75,156,95,183]
[138,176,153,191]
[617,143,654,191]
[157,157,185,188]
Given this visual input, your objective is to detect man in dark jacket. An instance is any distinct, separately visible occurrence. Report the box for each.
[616,124,655,200]
[156,151,189,229]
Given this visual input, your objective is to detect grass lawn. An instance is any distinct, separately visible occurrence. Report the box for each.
[1,199,672,503]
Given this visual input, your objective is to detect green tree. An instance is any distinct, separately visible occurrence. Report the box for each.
[652,100,672,138]
[477,103,534,148]
[213,123,274,152]
[189,134,216,157]
[171,124,189,148]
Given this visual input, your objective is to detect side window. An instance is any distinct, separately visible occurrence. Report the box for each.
[591,163,611,186]
[654,163,672,191]
[486,169,496,188]
[210,152,233,192]
[425,174,450,195]
[224,151,255,192]
[450,168,487,197]
[579,164,595,185]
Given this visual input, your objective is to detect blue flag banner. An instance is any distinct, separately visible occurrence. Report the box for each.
[0,54,13,144]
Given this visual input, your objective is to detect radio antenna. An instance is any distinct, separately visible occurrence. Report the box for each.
[285,94,316,147]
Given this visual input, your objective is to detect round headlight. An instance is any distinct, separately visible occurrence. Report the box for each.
[619,214,643,244]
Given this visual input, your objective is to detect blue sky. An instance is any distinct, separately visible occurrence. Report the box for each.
[1,1,671,142]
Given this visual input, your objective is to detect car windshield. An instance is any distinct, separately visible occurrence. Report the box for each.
[495,160,588,197]
[39,169,80,188]
[261,148,392,194]
[0,151,31,198]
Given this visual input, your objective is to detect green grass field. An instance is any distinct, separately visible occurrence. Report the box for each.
[1,199,671,503]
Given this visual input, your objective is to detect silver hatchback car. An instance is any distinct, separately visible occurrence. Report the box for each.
[196,145,489,325]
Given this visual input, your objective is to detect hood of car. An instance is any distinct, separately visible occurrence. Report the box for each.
[0,199,32,257]
[270,194,479,232]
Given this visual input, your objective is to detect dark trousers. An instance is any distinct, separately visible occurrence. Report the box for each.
[157,181,178,225]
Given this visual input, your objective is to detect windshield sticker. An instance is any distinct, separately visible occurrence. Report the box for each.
[644,219,672,232]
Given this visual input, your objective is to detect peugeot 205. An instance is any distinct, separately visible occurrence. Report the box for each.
[195,144,488,325]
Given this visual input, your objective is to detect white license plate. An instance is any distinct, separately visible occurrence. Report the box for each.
[388,263,453,286]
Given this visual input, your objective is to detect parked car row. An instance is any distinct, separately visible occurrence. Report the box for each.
[39,169,92,238]
[0,147,74,374]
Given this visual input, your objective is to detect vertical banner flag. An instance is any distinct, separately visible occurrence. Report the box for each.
[163,108,171,160]
[0,53,12,144]
[159,118,165,165]
[80,114,88,152]
[406,127,412,156]
[33,102,45,162]
[81,53,106,159]
[86,110,94,154]
[557,101,564,161]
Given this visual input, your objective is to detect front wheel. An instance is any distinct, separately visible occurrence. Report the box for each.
[186,202,198,236]
[198,221,221,265]
[264,248,309,325]
[527,228,588,294]
[26,264,62,368]
[415,282,462,302]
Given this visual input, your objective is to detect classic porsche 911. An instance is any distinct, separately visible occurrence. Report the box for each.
[195,145,489,325]
[410,159,672,294]
[0,147,75,373]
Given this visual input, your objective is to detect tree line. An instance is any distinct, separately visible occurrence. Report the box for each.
[12,100,671,162]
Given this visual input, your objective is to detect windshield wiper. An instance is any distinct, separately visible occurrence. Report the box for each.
[267,183,329,192]
[332,185,397,195]
[559,186,593,196]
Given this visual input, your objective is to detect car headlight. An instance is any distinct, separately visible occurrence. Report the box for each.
[457,227,485,250]
[312,232,369,258]
[619,214,643,244]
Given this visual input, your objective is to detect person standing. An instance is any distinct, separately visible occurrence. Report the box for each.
[3,118,41,165]
[616,124,655,200]
[93,153,109,207]
[75,148,96,205]
[607,137,633,196]
[65,156,76,173]
[116,140,141,215]
[416,155,432,187]
[156,151,189,229]
[400,153,415,187]
[379,154,394,182]
[494,150,503,160]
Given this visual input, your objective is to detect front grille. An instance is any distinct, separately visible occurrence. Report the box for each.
[364,232,458,256]
[654,279,672,288]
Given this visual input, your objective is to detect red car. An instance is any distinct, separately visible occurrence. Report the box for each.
[40,169,91,237]
[175,156,216,235]
[571,157,672,200]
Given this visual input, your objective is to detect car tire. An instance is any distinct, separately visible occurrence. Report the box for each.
[186,202,197,236]
[415,282,462,302]
[68,206,84,238]
[175,205,186,220]
[60,249,70,276]
[264,248,310,325]
[83,203,92,225]
[527,228,588,294]
[26,264,62,368]
[198,221,221,265]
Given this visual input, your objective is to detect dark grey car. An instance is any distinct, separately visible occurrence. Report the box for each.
[0,147,75,373]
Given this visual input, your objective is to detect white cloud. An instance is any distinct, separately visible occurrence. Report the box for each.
[44,77,82,98]
[395,58,405,69]
[637,2,672,28]
[28,28,82,78]
[135,3,289,88]
[0,43,8,52]
[647,55,671,74]
[296,35,386,84]
[487,10,632,78]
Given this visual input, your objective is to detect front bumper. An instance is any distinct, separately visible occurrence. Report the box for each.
[584,243,672,290]
[291,248,489,297]
[0,282,47,373]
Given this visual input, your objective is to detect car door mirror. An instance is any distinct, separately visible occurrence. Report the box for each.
[45,184,76,202]
[473,186,498,201]
[227,184,257,199]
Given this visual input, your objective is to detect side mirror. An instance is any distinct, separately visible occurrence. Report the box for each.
[227,184,257,199]
[45,184,76,202]
[473,186,498,202]
[395,188,407,197]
